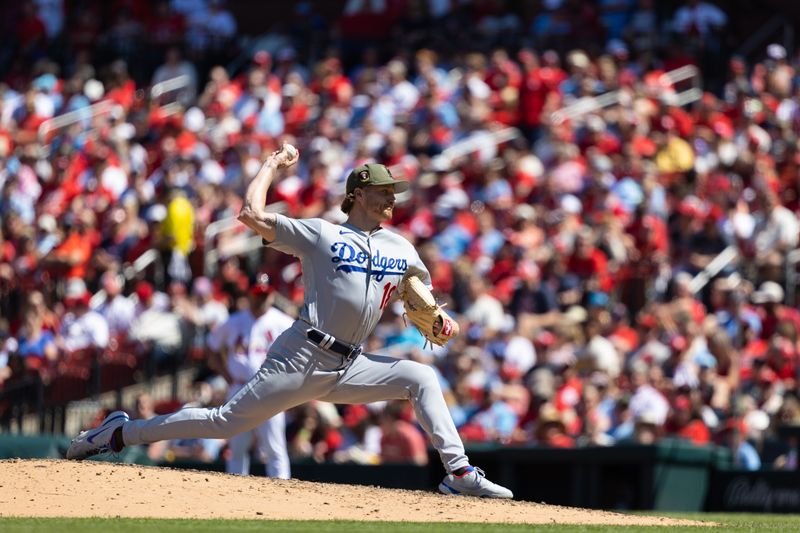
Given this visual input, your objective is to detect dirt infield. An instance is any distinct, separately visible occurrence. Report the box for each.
[0,459,713,525]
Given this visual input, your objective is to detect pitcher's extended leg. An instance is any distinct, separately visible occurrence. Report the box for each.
[123,355,322,446]
[319,353,469,473]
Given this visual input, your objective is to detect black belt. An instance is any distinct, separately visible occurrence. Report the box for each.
[306,328,362,364]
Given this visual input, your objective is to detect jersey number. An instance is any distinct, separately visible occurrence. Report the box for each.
[379,282,396,310]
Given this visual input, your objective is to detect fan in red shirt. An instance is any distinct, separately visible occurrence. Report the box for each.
[42,210,99,281]
[280,82,311,137]
[485,49,522,92]
[752,281,800,341]
[764,336,797,386]
[534,404,575,449]
[146,0,185,51]
[290,404,343,463]
[665,395,711,446]
[567,227,613,293]
[379,402,428,465]
[624,204,669,295]
[309,57,353,108]
[16,2,47,55]
[336,0,403,42]
[15,92,48,145]
[517,49,566,138]
[105,60,137,112]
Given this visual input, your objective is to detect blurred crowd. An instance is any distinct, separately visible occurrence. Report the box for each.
[1,0,800,472]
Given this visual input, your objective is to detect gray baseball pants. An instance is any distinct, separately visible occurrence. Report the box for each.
[122,321,470,472]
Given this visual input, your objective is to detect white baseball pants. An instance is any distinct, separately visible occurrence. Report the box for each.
[226,412,290,479]
[122,321,470,473]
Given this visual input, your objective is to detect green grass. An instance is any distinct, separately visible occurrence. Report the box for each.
[0,515,799,532]
[656,513,800,531]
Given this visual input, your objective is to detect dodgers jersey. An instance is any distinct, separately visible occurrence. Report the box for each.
[266,213,431,346]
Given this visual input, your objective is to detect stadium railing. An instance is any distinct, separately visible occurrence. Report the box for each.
[150,74,193,117]
[550,65,702,125]
[37,100,114,151]
[689,245,740,295]
[150,74,192,100]
[430,127,521,170]
[37,75,193,152]
[89,248,164,309]
[202,201,287,278]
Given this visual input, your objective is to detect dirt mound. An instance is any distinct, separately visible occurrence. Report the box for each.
[0,459,712,525]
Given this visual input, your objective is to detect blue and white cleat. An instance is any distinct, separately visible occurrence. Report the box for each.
[66,410,129,460]
[439,466,513,498]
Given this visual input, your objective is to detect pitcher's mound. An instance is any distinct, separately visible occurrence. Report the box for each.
[0,459,711,526]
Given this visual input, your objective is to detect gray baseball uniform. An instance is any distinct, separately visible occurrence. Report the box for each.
[122,213,469,473]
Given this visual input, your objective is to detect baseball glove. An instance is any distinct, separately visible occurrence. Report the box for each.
[398,275,460,347]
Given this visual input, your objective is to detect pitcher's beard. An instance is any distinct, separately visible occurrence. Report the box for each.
[374,204,393,220]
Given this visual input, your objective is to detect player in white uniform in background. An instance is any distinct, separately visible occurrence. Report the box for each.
[207,274,292,479]
[226,274,294,479]
[67,144,513,498]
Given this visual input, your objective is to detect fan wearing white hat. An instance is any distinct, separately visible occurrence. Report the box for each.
[751,281,800,340]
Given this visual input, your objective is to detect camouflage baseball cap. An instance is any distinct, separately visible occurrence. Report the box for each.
[345,163,409,195]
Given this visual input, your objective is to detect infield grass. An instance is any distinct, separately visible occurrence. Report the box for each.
[0,514,800,532]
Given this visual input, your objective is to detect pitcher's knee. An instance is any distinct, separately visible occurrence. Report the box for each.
[408,364,440,392]
[207,406,251,439]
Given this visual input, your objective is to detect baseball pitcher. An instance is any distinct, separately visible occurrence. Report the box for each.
[67,144,513,498]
